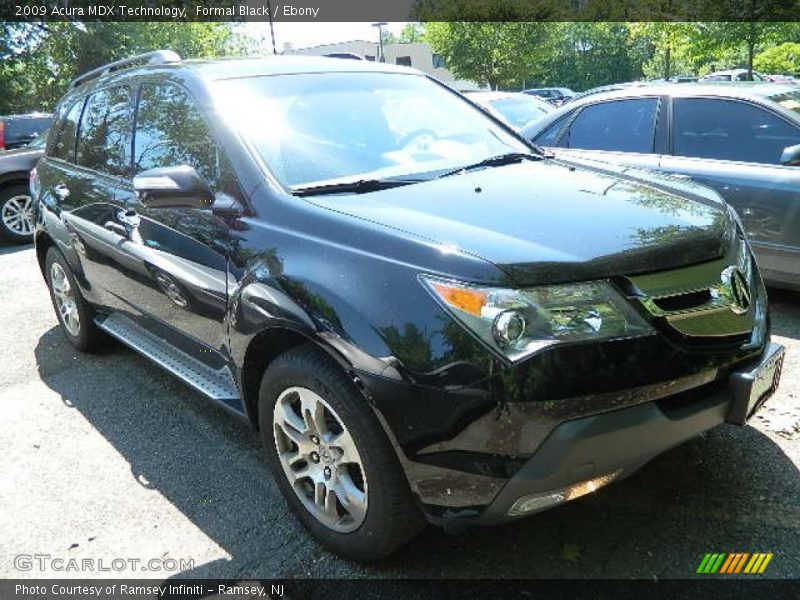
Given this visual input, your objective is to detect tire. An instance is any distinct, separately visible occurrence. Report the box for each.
[258,344,425,561]
[45,246,107,352]
[0,184,34,243]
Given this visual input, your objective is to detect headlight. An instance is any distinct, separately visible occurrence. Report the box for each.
[421,276,653,362]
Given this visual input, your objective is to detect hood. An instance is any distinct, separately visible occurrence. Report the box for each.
[307,159,734,286]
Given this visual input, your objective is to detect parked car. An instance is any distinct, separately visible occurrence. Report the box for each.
[0,112,51,151]
[522,83,800,291]
[0,132,45,242]
[700,69,766,82]
[669,75,698,83]
[766,74,799,84]
[35,52,784,560]
[464,91,553,130]
[522,87,575,106]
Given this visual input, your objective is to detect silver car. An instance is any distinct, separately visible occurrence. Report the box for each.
[522,83,800,291]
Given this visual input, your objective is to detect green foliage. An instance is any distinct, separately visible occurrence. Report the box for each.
[0,22,249,114]
[424,21,800,91]
[425,22,547,89]
[754,42,800,76]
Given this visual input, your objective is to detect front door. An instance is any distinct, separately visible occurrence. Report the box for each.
[100,79,245,366]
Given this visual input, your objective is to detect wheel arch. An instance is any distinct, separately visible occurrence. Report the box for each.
[0,172,30,190]
[239,325,362,430]
[35,229,55,277]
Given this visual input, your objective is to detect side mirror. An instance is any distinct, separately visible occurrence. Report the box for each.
[133,165,214,209]
[781,144,800,167]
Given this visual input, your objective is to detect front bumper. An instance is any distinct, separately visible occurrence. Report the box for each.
[459,342,785,525]
[362,340,784,526]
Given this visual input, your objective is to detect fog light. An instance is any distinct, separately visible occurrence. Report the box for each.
[507,470,622,517]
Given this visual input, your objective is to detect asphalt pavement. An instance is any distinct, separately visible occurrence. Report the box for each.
[1,242,798,579]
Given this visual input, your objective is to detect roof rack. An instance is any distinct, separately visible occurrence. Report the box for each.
[70,50,182,89]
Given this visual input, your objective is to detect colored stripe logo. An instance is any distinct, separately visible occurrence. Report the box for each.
[697,552,773,574]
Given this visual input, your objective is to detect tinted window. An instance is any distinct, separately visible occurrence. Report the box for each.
[76,86,132,177]
[534,114,572,146]
[673,98,800,165]
[395,56,412,66]
[563,98,658,153]
[6,117,51,143]
[50,101,84,161]
[134,82,218,186]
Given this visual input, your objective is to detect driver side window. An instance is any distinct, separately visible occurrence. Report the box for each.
[134,82,219,187]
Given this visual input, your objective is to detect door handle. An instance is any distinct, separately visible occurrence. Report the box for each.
[54,184,70,200]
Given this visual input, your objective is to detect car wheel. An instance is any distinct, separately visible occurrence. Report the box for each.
[258,344,425,561]
[0,184,35,243]
[45,246,107,352]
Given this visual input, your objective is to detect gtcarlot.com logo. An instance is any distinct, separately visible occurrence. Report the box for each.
[696,552,773,574]
[14,554,194,572]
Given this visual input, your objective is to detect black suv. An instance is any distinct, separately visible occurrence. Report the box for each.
[33,51,784,560]
[0,112,51,151]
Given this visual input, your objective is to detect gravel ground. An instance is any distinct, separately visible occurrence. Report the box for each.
[1,243,798,580]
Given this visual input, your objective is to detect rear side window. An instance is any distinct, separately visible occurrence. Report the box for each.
[673,98,800,165]
[562,98,659,153]
[6,117,50,143]
[50,100,84,161]
[133,82,218,187]
[76,86,133,177]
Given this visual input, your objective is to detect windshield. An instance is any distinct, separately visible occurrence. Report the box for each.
[212,71,531,188]
[488,97,551,129]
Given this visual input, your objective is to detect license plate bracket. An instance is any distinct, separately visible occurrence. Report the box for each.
[727,342,785,425]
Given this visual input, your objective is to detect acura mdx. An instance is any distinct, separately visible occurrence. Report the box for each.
[33,51,784,560]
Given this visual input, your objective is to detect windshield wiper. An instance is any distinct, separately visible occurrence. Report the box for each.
[292,177,423,197]
[438,152,543,178]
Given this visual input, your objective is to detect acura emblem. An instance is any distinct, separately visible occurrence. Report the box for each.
[722,266,751,315]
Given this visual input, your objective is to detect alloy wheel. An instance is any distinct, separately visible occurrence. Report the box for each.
[50,262,81,336]
[273,386,368,532]
[1,194,34,236]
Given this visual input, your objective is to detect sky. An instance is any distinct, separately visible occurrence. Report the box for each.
[243,22,408,53]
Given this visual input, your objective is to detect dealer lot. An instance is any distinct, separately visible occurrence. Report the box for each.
[1,242,798,579]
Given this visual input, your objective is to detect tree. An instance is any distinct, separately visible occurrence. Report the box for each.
[754,42,800,75]
[538,23,648,90]
[425,22,546,89]
[0,23,249,114]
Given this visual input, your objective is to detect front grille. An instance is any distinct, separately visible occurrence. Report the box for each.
[624,238,758,346]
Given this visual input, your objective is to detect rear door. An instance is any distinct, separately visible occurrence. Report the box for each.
[38,85,137,311]
[535,97,664,171]
[659,97,800,286]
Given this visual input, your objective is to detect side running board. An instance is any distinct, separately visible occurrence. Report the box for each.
[96,313,240,402]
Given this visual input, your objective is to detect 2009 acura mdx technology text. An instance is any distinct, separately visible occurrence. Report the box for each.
[33,52,785,560]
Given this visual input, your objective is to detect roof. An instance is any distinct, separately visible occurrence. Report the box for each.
[180,55,419,80]
[569,82,800,103]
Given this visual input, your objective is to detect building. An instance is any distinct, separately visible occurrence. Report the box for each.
[283,40,482,91]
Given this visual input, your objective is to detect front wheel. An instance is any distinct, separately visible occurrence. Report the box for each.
[258,344,424,561]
